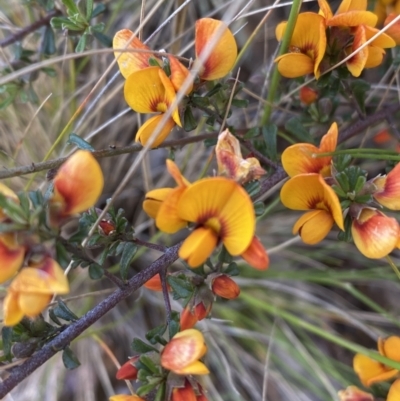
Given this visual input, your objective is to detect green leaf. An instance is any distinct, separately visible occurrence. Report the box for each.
[254,201,265,216]
[243,180,260,197]
[145,324,167,344]
[218,246,232,263]
[119,242,137,280]
[191,96,210,108]
[49,309,63,325]
[0,193,28,224]
[41,26,56,55]
[68,133,95,150]
[183,107,197,131]
[168,318,179,340]
[167,276,194,300]
[53,300,78,322]
[51,17,82,31]
[1,327,13,361]
[89,263,104,279]
[204,137,217,147]
[284,118,313,143]
[75,34,87,53]
[62,346,81,370]
[85,0,93,20]
[225,262,239,276]
[91,3,106,18]
[89,22,105,33]
[55,241,70,269]
[131,338,158,354]
[139,355,159,374]
[350,79,370,115]
[231,98,248,108]
[244,127,260,139]
[154,382,166,401]
[136,382,160,397]
[92,31,112,47]
[17,192,30,217]
[262,123,277,161]
[62,0,81,15]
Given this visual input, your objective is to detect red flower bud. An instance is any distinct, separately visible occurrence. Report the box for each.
[116,357,139,380]
[211,274,240,299]
[299,86,318,105]
[180,306,198,330]
[98,219,116,236]
[172,380,197,401]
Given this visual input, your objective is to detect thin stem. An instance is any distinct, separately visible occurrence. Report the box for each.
[241,140,280,169]
[160,266,172,326]
[260,0,303,125]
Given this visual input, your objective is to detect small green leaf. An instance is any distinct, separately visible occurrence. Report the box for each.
[85,0,93,20]
[91,3,106,18]
[191,96,210,108]
[62,0,81,15]
[119,242,137,280]
[75,34,87,53]
[89,263,104,279]
[139,355,159,374]
[225,262,239,276]
[145,324,167,344]
[284,118,313,143]
[131,338,158,354]
[62,346,81,370]
[136,382,160,397]
[243,180,260,197]
[254,201,265,216]
[154,382,166,401]
[41,26,56,55]
[183,107,197,131]
[262,123,277,161]
[92,31,112,47]
[167,276,194,300]
[89,22,105,33]
[53,300,78,322]
[168,318,179,340]
[68,133,95,150]
[49,309,63,325]
[244,127,260,139]
[204,138,217,147]
[231,98,248,108]
[350,79,370,115]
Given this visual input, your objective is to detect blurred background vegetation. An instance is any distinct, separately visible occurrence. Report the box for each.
[0,0,399,400]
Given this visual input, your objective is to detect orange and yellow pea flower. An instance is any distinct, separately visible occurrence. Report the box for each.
[280,173,344,244]
[50,150,104,225]
[374,0,400,26]
[216,129,266,184]
[275,13,327,79]
[0,233,25,284]
[372,162,400,210]
[353,336,400,387]
[3,257,69,326]
[195,18,237,81]
[388,379,400,401]
[282,122,338,178]
[351,208,400,259]
[161,329,209,375]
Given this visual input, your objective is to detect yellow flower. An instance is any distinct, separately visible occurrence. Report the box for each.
[3,257,69,326]
[372,162,400,209]
[177,177,255,267]
[281,122,338,178]
[353,336,400,386]
[280,173,344,244]
[195,18,237,80]
[161,329,209,375]
[143,160,190,233]
[216,129,266,184]
[124,67,182,147]
[109,396,145,401]
[275,13,327,79]
[384,13,400,45]
[0,233,25,284]
[374,0,400,26]
[49,150,104,225]
[388,379,400,401]
[351,208,400,259]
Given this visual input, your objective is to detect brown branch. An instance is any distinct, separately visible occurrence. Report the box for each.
[0,10,61,48]
[0,242,181,398]
[0,132,223,180]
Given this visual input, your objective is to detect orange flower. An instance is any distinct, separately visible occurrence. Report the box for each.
[116,357,139,380]
[282,122,338,178]
[388,379,400,401]
[353,336,400,387]
[195,18,237,81]
[180,306,199,331]
[211,274,240,299]
[215,129,266,184]
[351,208,399,259]
[172,380,197,401]
[338,386,374,401]
[299,86,318,105]
[177,177,255,267]
[50,150,104,225]
[161,329,209,375]
[372,162,400,210]
[241,235,269,270]
[143,274,170,292]
[384,13,400,44]
[0,233,25,284]
[3,257,69,326]
[280,173,344,244]
[275,13,326,79]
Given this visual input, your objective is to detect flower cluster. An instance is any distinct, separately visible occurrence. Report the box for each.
[1,150,103,326]
[353,336,400,401]
[280,123,400,259]
[276,0,397,78]
[113,18,237,147]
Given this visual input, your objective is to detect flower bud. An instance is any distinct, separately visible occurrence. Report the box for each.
[98,219,116,236]
[338,386,373,401]
[116,356,139,380]
[211,274,240,299]
[172,380,197,401]
[180,306,198,330]
[299,86,318,105]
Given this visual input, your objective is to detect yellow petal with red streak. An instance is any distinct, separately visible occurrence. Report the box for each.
[195,18,237,80]
[346,25,368,77]
[0,234,25,284]
[373,163,400,209]
[53,150,104,215]
[169,56,193,95]
[352,209,399,259]
[241,235,269,270]
[113,29,155,78]
[385,13,400,45]
[143,187,172,219]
